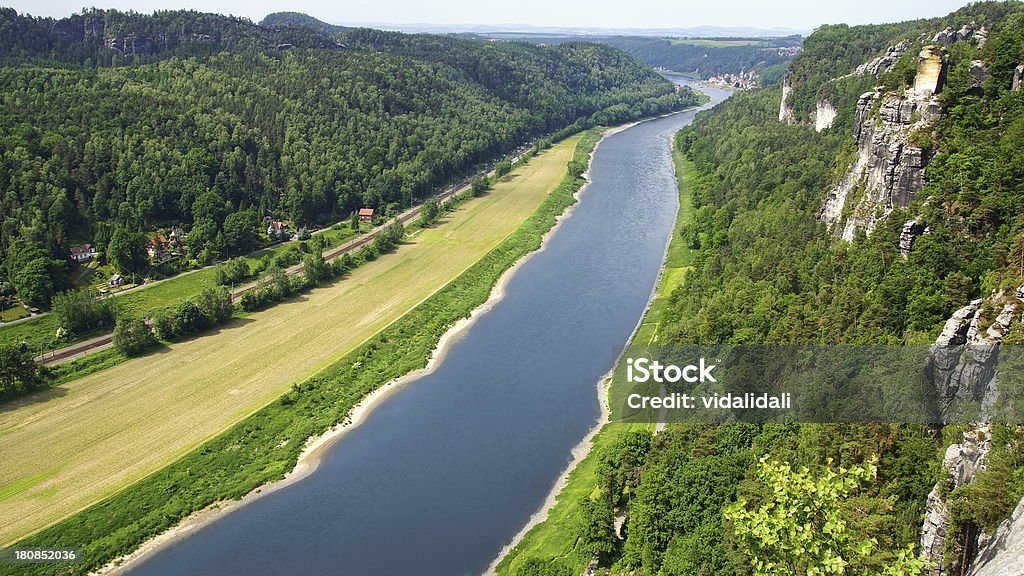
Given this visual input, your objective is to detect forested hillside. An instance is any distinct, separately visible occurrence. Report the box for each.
[602,36,797,84]
[510,3,1024,576]
[0,8,697,307]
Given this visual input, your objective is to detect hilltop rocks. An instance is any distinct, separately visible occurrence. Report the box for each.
[932,23,987,47]
[106,33,157,54]
[856,39,911,76]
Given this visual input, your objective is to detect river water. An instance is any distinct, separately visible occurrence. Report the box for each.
[127,78,729,576]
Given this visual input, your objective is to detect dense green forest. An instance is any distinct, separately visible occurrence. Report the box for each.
[514,3,1024,576]
[0,8,698,307]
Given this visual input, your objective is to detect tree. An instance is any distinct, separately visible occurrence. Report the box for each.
[418,199,440,227]
[222,208,261,255]
[112,317,156,356]
[577,496,617,560]
[302,253,330,285]
[0,342,42,396]
[51,289,116,333]
[12,257,64,307]
[107,227,148,275]
[494,160,512,178]
[194,285,234,324]
[471,176,491,196]
[350,211,360,231]
[724,455,929,576]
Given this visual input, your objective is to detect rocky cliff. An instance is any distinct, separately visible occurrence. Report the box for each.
[813,23,994,242]
[921,287,1024,574]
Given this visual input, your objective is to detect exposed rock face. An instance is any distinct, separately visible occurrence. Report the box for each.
[856,39,911,76]
[106,33,157,55]
[970,496,1024,576]
[1014,65,1023,92]
[899,219,927,257]
[922,289,1024,574]
[820,90,938,240]
[914,45,946,97]
[779,74,796,124]
[922,427,993,575]
[815,100,837,131]
[932,23,987,47]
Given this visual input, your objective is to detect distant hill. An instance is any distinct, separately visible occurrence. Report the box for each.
[260,11,348,34]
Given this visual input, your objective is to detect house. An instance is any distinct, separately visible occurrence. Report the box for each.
[146,235,169,260]
[69,243,96,262]
[108,274,126,287]
[267,220,289,237]
[358,208,375,223]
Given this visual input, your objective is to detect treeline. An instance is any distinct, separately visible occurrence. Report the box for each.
[602,36,792,82]
[0,8,700,307]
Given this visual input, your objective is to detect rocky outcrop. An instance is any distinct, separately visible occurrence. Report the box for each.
[820,89,939,240]
[1014,65,1023,92]
[899,219,927,257]
[106,33,157,55]
[922,427,993,574]
[970,496,1024,576]
[815,100,837,131]
[914,45,946,97]
[922,288,1024,574]
[779,74,796,124]
[856,40,911,76]
[932,23,988,47]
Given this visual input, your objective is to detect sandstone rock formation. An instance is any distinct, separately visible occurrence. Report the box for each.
[779,74,796,124]
[970,497,1024,576]
[819,89,939,241]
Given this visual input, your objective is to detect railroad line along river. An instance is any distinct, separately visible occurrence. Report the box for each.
[125,79,730,576]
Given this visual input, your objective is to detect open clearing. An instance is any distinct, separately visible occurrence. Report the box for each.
[0,134,581,546]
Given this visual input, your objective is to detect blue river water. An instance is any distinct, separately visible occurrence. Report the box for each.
[126,78,729,576]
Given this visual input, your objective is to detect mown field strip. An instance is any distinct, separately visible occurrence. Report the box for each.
[0,135,581,546]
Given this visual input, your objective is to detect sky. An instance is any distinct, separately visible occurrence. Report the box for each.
[11,0,976,32]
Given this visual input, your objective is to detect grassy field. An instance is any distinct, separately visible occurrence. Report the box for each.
[0,135,582,547]
[0,224,368,352]
[670,38,764,47]
[495,135,698,576]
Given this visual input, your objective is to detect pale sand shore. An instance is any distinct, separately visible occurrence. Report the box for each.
[94,129,607,576]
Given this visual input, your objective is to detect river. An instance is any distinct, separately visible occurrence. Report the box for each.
[125,77,730,576]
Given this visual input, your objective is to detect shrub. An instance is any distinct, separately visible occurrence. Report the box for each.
[112,317,156,356]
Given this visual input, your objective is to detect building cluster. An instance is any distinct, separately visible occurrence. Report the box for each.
[146,227,185,262]
[706,69,759,90]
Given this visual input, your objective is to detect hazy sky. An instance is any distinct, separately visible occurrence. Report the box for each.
[11,0,975,31]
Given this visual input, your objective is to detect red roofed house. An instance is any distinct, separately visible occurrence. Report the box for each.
[358,208,375,223]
